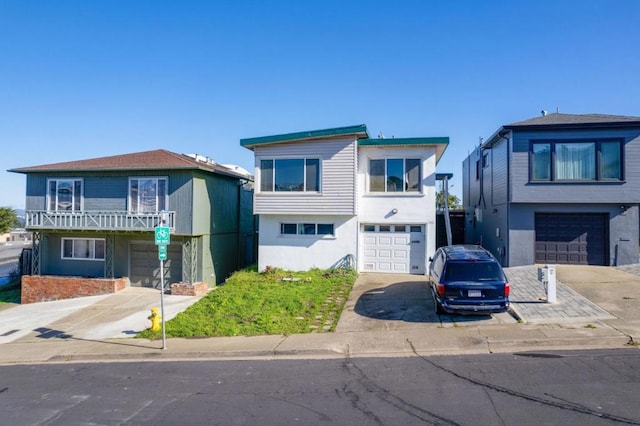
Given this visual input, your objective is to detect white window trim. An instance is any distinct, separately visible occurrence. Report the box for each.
[258,157,322,193]
[128,176,169,213]
[61,237,106,261]
[46,178,84,212]
[366,157,423,194]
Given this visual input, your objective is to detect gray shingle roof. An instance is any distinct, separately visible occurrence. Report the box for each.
[506,112,640,127]
[9,149,253,180]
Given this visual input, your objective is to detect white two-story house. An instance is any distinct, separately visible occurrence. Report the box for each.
[240,124,449,274]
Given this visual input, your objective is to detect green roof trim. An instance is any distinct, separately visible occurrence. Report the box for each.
[358,137,449,146]
[240,124,369,148]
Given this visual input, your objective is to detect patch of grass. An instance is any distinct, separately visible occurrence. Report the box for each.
[0,280,21,305]
[585,323,597,329]
[137,267,356,339]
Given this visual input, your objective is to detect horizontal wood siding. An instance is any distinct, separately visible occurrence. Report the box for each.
[254,136,357,214]
[491,139,508,205]
[511,128,640,203]
[23,170,195,234]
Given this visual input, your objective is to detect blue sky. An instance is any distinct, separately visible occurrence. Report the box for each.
[1,0,639,209]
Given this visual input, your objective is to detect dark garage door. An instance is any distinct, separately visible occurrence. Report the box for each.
[535,213,608,265]
[130,242,182,288]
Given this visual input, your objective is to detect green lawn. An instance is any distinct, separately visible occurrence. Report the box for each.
[137,267,356,339]
[0,281,21,305]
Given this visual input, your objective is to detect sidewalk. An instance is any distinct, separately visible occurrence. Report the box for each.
[0,265,638,365]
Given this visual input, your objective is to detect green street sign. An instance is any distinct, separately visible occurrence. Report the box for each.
[155,226,170,245]
[158,245,167,261]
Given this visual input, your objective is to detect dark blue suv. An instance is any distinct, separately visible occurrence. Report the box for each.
[428,245,510,315]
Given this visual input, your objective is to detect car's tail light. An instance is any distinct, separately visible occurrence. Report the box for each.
[436,283,446,296]
[504,282,510,296]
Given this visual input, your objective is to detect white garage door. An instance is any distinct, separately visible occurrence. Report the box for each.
[361,224,425,274]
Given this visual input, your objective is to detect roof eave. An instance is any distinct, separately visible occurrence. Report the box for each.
[504,121,640,131]
[240,124,369,149]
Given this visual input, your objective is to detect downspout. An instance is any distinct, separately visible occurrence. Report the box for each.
[497,129,510,266]
[443,176,452,246]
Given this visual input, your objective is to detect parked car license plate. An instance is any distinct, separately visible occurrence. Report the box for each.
[468,290,482,297]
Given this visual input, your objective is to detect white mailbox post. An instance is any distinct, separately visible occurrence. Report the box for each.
[543,264,557,303]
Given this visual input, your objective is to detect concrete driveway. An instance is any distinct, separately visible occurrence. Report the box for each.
[336,273,516,333]
[0,287,204,344]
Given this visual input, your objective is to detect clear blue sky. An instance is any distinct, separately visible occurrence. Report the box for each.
[2,0,639,209]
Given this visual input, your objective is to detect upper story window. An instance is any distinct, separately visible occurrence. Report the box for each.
[369,158,421,193]
[129,177,168,212]
[482,152,489,168]
[47,179,83,211]
[260,158,320,192]
[531,140,622,182]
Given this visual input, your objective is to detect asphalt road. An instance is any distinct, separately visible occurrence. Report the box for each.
[1,349,639,425]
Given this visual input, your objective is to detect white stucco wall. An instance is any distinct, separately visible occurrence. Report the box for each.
[257,214,358,271]
[356,145,438,263]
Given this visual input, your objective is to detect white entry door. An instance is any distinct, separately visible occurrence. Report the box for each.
[361,224,425,274]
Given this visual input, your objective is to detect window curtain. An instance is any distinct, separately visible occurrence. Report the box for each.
[555,143,595,180]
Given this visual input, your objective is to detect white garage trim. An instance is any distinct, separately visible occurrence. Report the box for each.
[360,224,425,274]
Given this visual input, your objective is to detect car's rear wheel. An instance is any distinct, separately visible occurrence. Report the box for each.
[431,289,445,315]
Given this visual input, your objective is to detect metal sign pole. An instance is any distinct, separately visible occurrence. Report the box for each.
[160,259,166,349]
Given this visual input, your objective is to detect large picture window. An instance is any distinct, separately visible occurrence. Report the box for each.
[369,158,421,192]
[47,179,83,211]
[62,238,105,260]
[129,177,168,212]
[530,140,622,182]
[260,158,320,192]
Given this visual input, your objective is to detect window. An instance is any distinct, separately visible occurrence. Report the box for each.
[482,152,489,168]
[62,238,105,260]
[369,158,421,193]
[260,158,320,192]
[531,140,622,181]
[280,223,334,236]
[47,179,82,211]
[129,178,168,212]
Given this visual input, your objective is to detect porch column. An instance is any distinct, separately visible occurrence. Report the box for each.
[182,236,199,284]
[104,234,115,278]
[31,231,41,275]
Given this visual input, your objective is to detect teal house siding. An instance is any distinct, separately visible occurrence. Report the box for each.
[11,149,255,291]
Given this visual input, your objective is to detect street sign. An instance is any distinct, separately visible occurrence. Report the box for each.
[158,245,167,261]
[155,226,170,245]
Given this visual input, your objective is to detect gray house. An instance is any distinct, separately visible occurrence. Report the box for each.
[10,149,255,302]
[463,112,640,267]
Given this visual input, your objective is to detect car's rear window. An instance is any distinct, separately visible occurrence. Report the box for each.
[444,261,504,282]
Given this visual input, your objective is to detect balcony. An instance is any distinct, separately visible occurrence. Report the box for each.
[25,210,176,232]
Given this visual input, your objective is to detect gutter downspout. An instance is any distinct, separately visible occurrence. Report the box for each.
[443,176,452,246]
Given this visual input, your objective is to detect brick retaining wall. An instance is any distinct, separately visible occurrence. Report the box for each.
[21,275,129,304]
[170,281,208,296]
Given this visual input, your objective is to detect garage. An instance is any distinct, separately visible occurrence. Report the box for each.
[361,224,425,274]
[129,242,183,288]
[535,213,608,265]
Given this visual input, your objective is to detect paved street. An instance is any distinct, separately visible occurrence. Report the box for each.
[1,349,638,425]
